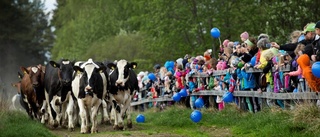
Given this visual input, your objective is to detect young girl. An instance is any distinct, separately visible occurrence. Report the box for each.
[284,43,305,92]
[164,71,173,96]
[175,64,186,91]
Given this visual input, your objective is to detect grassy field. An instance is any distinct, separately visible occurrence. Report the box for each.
[2,97,320,137]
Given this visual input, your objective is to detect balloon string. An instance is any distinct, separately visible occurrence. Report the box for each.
[218,37,222,46]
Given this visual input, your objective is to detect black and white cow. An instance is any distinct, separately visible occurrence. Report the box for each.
[107,59,139,130]
[72,59,107,133]
[43,59,74,128]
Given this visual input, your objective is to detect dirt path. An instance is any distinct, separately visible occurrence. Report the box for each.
[50,123,232,137]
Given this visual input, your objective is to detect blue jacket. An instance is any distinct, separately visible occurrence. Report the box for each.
[238,69,256,90]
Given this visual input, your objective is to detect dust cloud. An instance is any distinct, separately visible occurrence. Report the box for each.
[0,44,44,105]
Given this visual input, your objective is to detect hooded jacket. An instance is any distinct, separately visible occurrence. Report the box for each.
[297,54,320,92]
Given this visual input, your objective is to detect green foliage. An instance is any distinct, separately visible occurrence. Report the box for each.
[0,111,55,137]
[51,0,320,70]
[0,0,53,60]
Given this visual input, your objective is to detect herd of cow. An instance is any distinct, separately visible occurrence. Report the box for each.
[11,58,139,133]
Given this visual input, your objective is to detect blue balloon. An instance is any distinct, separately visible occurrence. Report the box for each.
[172,93,181,102]
[312,62,320,78]
[136,114,145,123]
[169,61,175,68]
[148,73,156,81]
[179,88,188,97]
[195,98,204,108]
[250,56,256,66]
[222,91,233,103]
[190,110,202,123]
[164,61,170,68]
[210,27,220,38]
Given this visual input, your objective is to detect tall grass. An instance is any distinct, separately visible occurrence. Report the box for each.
[0,94,55,137]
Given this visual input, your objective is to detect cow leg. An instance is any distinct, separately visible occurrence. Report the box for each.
[110,106,115,125]
[112,100,120,130]
[62,92,72,128]
[86,107,90,133]
[100,99,109,124]
[45,91,57,127]
[50,96,61,127]
[66,95,75,131]
[116,104,124,130]
[23,95,33,119]
[40,100,47,124]
[78,99,88,134]
[91,98,101,133]
[73,102,80,127]
[123,96,132,129]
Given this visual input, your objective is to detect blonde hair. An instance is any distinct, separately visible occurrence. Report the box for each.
[263,49,274,61]
[290,30,302,43]
[294,43,305,56]
[278,54,292,66]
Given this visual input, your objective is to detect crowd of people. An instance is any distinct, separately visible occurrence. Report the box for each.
[134,21,320,113]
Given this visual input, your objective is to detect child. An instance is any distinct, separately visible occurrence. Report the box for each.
[164,71,173,96]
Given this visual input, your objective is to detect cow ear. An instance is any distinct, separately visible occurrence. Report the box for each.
[18,72,23,79]
[98,65,106,72]
[20,67,29,74]
[50,61,60,68]
[130,62,138,69]
[107,63,116,70]
[73,66,83,73]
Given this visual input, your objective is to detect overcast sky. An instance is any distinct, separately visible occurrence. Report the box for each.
[43,0,57,13]
[42,0,57,22]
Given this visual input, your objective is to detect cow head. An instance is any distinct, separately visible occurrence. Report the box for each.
[74,59,105,92]
[20,65,43,87]
[11,82,22,94]
[50,59,74,86]
[107,59,137,87]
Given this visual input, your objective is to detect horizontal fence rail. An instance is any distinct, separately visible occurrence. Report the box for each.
[130,91,320,106]
[130,65,314,107]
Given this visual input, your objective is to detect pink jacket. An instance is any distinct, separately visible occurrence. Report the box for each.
[288,66,304,78]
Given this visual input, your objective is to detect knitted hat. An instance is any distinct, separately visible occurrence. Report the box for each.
[257,38,270,50]
[240,31,249,40]
[223,39,229,47]
[258,33,269,40]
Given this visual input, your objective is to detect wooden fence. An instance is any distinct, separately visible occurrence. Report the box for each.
[130,64,319,107]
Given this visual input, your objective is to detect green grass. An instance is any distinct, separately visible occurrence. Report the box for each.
[2,99,320,137]
[0,110,55,137]
[129,103,320,137]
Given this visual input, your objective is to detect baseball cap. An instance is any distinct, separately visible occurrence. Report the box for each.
[303,23,316,34]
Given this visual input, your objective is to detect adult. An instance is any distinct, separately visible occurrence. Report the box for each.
[272,23,316,59]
